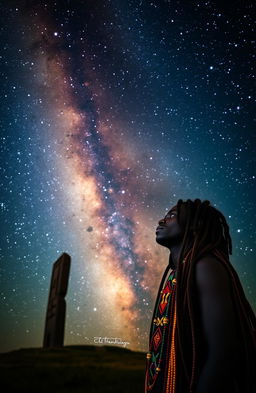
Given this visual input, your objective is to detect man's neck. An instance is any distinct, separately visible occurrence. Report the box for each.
[168,243,182,269]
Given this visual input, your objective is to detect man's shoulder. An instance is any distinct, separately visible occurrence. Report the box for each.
[194,252,228,273]
[194,252,232,294]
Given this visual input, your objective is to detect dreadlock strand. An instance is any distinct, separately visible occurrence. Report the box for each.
[195,215,212,253]
[176,201,194,385]
[178,201,216,391]
[176,200,203,387]
[216,210,232,255]
[190,199,205,233]
[178,211,203,391]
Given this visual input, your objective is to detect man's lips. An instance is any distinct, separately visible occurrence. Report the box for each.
[156,226,166,233]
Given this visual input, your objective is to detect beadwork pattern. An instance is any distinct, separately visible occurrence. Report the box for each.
[145,269,177,392]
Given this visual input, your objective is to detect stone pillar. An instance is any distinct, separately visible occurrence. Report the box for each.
[43,252,71,348]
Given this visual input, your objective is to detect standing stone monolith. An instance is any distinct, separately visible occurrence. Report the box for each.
[43,252,71,348]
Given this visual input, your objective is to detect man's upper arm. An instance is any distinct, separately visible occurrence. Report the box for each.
[195,256,238,360]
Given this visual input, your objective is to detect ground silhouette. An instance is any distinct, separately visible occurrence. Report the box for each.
[0,345,146,393]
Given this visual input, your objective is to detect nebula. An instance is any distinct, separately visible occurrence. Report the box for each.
[22,14,169,350]
[1,1,255,353]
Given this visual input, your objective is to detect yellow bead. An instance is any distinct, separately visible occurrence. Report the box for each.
[146,353,152,359]
[156,367,161,372]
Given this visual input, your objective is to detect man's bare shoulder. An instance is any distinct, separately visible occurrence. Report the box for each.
[194,253,232,294]
[193,252,239,368]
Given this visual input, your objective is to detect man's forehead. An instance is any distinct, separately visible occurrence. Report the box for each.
[166,205,178,214]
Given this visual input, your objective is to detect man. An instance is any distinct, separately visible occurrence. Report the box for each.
[145,198,256,393]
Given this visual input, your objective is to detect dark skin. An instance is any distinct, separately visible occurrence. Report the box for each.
[156,205,239,393]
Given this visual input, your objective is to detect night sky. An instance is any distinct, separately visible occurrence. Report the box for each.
[1,0,255,354]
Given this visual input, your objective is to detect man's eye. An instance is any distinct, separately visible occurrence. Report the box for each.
[166,213,175,219]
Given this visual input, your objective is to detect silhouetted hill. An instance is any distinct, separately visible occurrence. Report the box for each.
[0,345,146,393]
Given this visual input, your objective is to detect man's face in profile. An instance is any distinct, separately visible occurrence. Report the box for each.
[155,205,184,248]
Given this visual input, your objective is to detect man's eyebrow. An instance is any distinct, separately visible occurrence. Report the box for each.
[166,209,177,215]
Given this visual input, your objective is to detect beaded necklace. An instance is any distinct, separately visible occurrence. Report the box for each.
[145,269,176,391]
[145,250,192,393]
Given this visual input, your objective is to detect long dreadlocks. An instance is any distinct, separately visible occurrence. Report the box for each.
[173,198,256,393]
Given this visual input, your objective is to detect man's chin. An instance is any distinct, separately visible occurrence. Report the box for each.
[156,235,182,248]
[155,236,170,247]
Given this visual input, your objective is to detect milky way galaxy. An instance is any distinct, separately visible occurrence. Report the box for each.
[1,1,255,353]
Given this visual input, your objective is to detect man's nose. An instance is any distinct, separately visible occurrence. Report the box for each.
[158,218,166,225]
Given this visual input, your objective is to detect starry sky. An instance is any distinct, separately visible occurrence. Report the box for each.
[0,0,255,354]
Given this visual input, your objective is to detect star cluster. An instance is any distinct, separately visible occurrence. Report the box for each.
[0,0,255,353]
